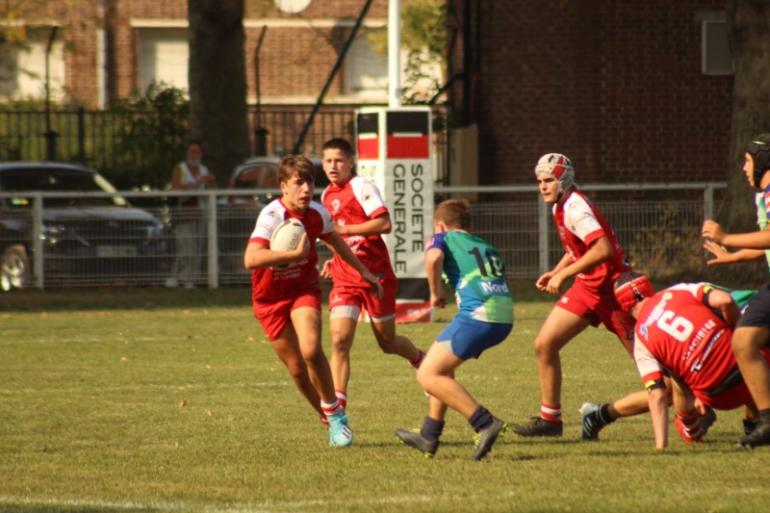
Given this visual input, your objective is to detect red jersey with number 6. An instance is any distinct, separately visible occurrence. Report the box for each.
[633,283,735,404]
[321,176,395,287]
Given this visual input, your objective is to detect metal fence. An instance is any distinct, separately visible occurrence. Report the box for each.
[0,183,726,291]
[0,105,450,185]
[445,183,726,281]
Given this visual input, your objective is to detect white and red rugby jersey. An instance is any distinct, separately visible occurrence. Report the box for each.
[248,198,333,302]
[552,188,629,289]
[633,283,736,404]
[321,175,395,286]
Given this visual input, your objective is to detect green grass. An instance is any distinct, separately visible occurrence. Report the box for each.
[2,287,770,513]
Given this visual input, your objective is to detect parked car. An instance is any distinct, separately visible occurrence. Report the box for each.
[0,162,169,290]
[230,155,329,190]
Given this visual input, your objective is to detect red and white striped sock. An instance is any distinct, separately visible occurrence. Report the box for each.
[335,389,347,409]
[321,399,343,418]
[540,403,562,423]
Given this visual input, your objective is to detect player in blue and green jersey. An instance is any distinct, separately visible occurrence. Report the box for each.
[701,133,770,448]
[395,199,513,461]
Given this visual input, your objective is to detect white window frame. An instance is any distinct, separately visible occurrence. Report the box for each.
[701,12,733,76]
[135,27,189,94]
[0,26,66,101]
[343,29,388,99]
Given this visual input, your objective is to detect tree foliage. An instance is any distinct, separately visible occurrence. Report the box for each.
[0,0,46,45]
[367,0,448,103]
[110,83,190,190]
[0,0,81,48]
[401,0,448,62]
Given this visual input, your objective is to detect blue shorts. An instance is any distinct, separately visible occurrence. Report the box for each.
[436,315,512,360]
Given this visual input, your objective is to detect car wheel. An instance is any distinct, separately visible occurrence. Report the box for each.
[1,244,31,291]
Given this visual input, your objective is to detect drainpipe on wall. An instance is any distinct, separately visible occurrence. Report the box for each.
[44,26,59,161]
[96,0,108,109]
[388,0,401,107]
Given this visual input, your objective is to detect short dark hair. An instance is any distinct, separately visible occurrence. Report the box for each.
[748,134,770,187]
[322,138,354,158]
[278,154,315,185]
[434,199,472,229]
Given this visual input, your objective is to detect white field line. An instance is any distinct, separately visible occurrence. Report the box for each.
[0,381,291,395]
[0,493,433,513]
[0,374,422,395]
[0,335,238,345]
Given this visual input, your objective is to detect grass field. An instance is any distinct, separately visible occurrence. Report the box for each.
[2,287,770,513]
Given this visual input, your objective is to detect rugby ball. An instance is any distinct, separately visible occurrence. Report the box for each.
[270,218,305,252]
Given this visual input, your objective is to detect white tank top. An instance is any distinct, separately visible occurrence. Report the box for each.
[178,161,211,208]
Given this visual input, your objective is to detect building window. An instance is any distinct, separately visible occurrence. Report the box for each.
[702,13,733,75]
[343,30,388,97]
[138,28,189,93]
[0,28,65,101]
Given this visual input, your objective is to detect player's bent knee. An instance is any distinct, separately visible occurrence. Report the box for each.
[331,336,354,353]
[534,337,559,358]
[300,345,326,365]
[416,367,434,388]
[732,332,764,356]
[284,360,308,380]
[375,337,398,354]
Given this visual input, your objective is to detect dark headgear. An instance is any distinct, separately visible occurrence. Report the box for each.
[747,134,770,189]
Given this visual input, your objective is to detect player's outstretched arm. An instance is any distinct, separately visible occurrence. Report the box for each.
[335,214,391,236]
[425,247,446,308]
[543,237,613,295]
[703,239,764,266]
[324,231,383,297]
[536,253,571,291]
[648,387,669,450]
[243,234,309,269]
[319,258,333,279]
[703,219,770,250]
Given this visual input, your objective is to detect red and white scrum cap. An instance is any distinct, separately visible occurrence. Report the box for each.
[534,153,575,192]
[613,271,655,312]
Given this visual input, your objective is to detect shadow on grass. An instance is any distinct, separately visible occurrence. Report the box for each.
[500,438,583,447]
[0,286,254,312]
[0,279,552,314]
[1,504,162,513]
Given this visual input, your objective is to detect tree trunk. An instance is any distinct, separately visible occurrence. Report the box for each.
[188,0,250,185]
[722,0,770,231]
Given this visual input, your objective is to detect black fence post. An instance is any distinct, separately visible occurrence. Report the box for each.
[44,130,58,161]
[254,127,268,156]
[77,107,86,163]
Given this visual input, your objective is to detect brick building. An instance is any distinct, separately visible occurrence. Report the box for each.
[1,1,737,183]
[449,0,734,184]
[0,0,399,107]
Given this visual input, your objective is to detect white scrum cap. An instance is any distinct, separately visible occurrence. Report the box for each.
[534,153,575,192]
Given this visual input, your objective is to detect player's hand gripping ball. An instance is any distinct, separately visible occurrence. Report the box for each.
[270,218,306,268]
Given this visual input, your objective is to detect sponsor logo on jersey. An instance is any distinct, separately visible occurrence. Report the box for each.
[480,281,509,295]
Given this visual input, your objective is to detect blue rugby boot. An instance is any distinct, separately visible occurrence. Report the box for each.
[328,411,353,448]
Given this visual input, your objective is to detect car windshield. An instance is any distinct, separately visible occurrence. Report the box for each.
[232,163,279,190]
[0,167,127,207]
[231,161,328,190]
